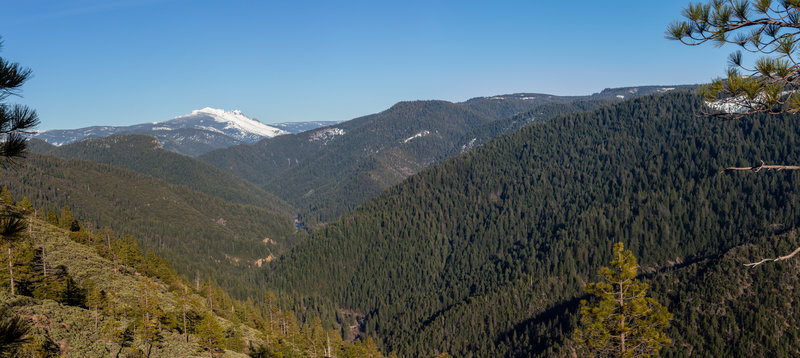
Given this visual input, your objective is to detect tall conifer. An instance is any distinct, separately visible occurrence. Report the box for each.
[574,242,672,357]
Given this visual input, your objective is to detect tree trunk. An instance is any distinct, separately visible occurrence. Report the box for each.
[42,244,47,276]
[326,332,332,358]
[617,251,626,356]
[8,246,14,296]
[183,309,188,343]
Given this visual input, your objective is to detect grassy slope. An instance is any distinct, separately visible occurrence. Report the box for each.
[4,216,259,357]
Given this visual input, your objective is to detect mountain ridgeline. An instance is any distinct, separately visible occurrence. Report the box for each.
[200,86,692,224]
[30,108,335,157]
[263,92,800,356]
[28,134,292,213]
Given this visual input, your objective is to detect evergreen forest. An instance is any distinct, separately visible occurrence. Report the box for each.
[264,92,800,356]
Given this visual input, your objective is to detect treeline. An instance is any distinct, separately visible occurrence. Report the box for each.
[264,92,800,356]
[1,187,400,357]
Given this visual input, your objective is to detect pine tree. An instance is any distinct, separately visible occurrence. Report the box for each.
[195,314,224,357]
[136,278,162,357]
[59,205,74,230]
[0,187,13,206]
[0,306,31,357]
[0,36,39,161]
[574,242,672,357]
[16,197,32,212]
[667,0,800,119]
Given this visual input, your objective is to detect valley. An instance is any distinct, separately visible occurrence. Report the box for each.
[3,2,800,353]
[6,87,800,356]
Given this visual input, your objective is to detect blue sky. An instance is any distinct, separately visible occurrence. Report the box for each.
[2,0,729,130]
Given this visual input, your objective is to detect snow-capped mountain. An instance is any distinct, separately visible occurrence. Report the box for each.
[31,108,312,156]
[168,107,288,142]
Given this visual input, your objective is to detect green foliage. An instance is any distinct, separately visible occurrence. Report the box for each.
[17,196,33,212]
[202,87,690,225]
[265,92,800,356]
[33,134,293,213]
[0,305,31,357]
[194,314,224,356]
[668,0,800,118]
[0,186,13,205]
[0,194,388,357]
[0,153,301,299]
[0,36,40,162]
[574,242,672,357]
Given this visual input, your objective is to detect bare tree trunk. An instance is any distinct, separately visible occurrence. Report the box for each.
[726,160,800,172]
[42,244,47,276]
[617,251,625,355]
[8,246,14,295]
[326,332,332,358]
[183,308,188,343]
[745,246,800,267]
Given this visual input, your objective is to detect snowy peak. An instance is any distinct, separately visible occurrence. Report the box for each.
[30,107,311,156]
[172,107,288,139]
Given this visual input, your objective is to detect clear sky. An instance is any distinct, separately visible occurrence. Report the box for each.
[2,0,730,130]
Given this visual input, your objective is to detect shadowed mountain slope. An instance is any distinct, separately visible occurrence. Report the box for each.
[264,92,800,356]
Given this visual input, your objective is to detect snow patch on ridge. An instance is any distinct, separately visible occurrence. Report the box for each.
[309,127,345,143]
[403,130,430,143]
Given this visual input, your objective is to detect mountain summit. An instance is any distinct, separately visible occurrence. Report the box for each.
[169,107,288,142]
[32,107,301,156]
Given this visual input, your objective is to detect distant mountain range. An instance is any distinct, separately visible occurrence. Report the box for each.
[31,108,337,156]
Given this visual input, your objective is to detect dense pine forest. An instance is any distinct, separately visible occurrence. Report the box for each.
[199,87,687,226]
[264,92,800,356]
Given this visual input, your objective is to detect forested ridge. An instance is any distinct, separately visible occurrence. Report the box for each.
[29,134,293,213]
[264,92,800,356]
[0,152,301,299]
[200,87,686,225]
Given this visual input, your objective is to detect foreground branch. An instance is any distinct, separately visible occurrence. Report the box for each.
[725,160,800,172]
[745,246,800,267]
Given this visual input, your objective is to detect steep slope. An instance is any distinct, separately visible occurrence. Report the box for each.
[30,134,293,213]
[2,215,258,357]
[201,86,695,224]
[1,206,391,357]
[264,92,800,356]
[0,152,300,298]
[202,100,498,223]
[494,231,800,357]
